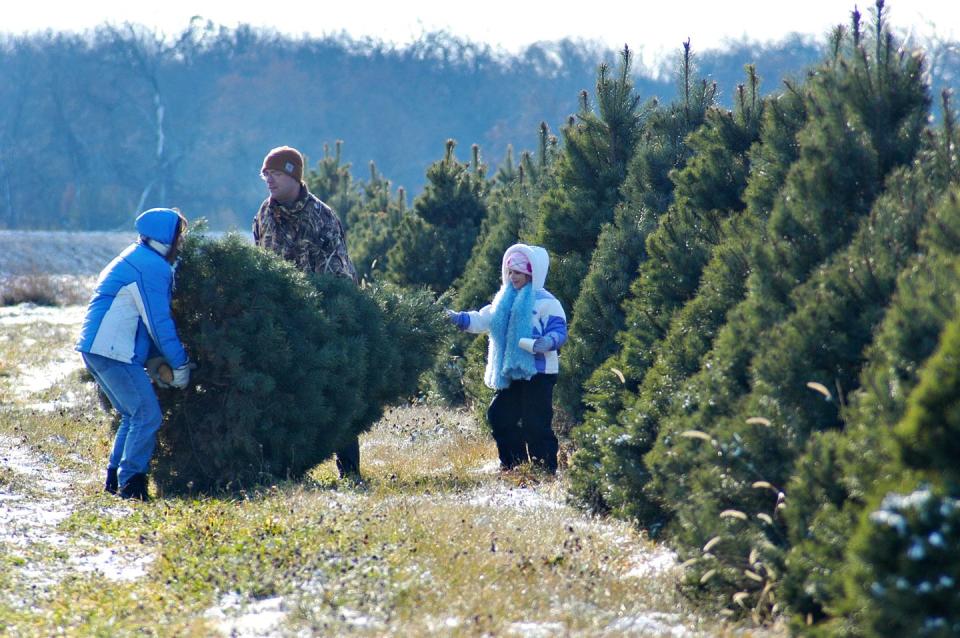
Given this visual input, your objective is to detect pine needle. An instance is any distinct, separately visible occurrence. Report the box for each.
[719,509,748,520]
[702,536,723,553]
[756,513,774,525]
[806,381,832,400]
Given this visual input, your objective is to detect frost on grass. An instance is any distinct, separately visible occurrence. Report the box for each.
[0,296,156,604]
[15,355,84,406]
[508,620,568,636]
[465,483,567,511]
[69,546,155,582]
[606,612,693,636]
[0,302,87,411]
[0,230,134,278]
[464,479,678,580]
[205,589,387,637]
[0,302,87,326]
[205,593,289,638]
[0,434,154,594]
[623,545,678,579]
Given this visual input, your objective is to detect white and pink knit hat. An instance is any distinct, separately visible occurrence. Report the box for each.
[505,251,532,274]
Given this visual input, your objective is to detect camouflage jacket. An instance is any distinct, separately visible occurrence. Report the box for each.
[253,186,358,282]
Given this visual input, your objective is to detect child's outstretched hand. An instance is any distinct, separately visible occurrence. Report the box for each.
[446,309,469,330]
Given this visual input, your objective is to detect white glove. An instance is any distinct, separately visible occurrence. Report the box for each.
[146,357,172,389]
[170,362,197,389]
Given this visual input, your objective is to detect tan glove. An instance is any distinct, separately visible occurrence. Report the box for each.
[146,357,172,389]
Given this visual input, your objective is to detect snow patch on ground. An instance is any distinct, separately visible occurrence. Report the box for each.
[69,546,156,582]
[205,593,289,637]
[472,459,502,475]
[17,356,82,397]
[0,302,87,409]
[623,546,679,579]
[0,435,153,589]
[606,611,694,636]
[338,606,385,629]
[0,433,74,489]
[465,483,566,511]
[508,620,568,636]
[0,302,86,326]
[424,615,463,631]
[205,591,388,638]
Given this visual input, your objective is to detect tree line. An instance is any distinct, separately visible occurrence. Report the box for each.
[1,18,833,231]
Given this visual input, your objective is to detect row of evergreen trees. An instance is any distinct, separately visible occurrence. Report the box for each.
[293,2,959,632]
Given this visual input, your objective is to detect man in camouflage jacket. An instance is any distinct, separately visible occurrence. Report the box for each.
[253,145,361,478]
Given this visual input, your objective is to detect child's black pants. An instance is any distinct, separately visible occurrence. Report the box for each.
[486,373,559,472]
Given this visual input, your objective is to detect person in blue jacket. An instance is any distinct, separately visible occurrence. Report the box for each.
[447,243,567,473]
[76,208,193,500]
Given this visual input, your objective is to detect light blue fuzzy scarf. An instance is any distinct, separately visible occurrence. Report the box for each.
[484,282,537,390]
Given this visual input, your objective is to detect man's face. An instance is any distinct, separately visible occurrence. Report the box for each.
[262,169,300,203]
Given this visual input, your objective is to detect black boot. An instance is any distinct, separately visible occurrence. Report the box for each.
[335,436,361,480]
[119,473,149,501]
[104,467,118,495]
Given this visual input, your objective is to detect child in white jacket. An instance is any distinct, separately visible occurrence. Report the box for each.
[448,244,567,472]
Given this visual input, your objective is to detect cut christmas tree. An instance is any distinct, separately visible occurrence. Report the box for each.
[150,231,446,493]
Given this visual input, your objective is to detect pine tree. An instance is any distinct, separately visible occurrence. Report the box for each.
[685,152,932,619]
[892,255,960,471]
[628,3,929,613]
[847,480,960,637]
[430,128,558,408]
[345,161,406,281]
[782,101,960,630]
[533,46,649,312]
[305,140,362,231]
[385,139,488,293]
[844,300,960,637]
[455,143,549,310]
[613,86,809,526]
[557,43,724,424]
[569,66,765,515]
[151,232,446,493]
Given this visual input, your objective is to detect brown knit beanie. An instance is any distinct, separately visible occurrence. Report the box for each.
[261,146,304,182]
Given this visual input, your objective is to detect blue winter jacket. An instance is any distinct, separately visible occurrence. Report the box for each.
[75,209,188,368]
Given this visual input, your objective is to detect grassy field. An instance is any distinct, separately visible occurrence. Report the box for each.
[0,301,787,637]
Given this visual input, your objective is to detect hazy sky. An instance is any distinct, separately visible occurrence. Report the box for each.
[5,1,958,67]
